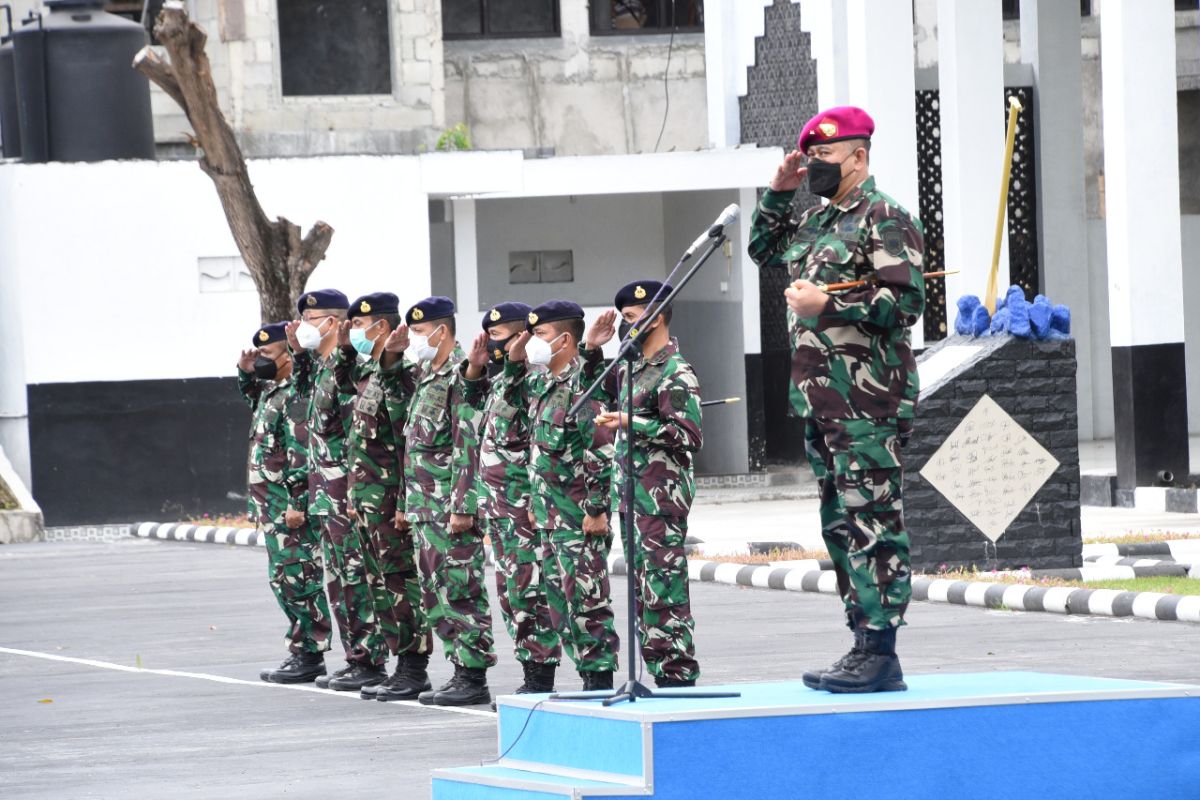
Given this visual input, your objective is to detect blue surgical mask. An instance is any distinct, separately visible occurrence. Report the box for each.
[349,327,376,357]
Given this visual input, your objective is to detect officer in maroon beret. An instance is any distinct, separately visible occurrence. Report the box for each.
[748,105,927,694]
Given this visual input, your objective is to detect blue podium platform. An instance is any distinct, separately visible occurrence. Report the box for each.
[432,672,1200,799]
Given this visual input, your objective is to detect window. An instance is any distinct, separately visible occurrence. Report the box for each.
[278,0,392,96]
[508,251,574,285]
[591,0,703,34]
[442,0,559,39]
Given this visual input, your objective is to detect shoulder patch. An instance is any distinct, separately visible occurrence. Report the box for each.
[669,388,690,412]
[880,226,906,258]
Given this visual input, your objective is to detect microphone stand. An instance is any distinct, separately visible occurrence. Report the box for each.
[552,230,741,707]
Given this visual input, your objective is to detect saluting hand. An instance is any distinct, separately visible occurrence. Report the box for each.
[769,150,808,192]
[337,320,352,348]
[465,331,490,379]
[785,280,829,317]
[284,320,302,352]
[238,348,259,372]
[585,309,617,350]
[507,331,532,362]
[384,324,410,353]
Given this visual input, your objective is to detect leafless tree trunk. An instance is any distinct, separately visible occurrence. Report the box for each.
[134,1,333,324]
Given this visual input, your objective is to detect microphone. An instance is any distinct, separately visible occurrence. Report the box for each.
[683,204,740,259]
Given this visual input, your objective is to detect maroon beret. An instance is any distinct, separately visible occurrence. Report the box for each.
[798,106,875,150]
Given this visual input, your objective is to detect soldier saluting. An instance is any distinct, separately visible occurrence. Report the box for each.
[748,106,925,694]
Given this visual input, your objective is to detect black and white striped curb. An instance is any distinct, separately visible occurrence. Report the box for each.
[684,558,1200,624]
[1083,541,1200,559]
[134,523,1200,624]
[1081,474,1200,512]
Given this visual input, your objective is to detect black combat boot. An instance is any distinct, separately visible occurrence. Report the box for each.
[802,628,865,690]
[515,661,557,694]
[654,675,696,689]
[580,670,614,692]
[376,652,433,702]
[419,665,491,706]
[316,663,355,690]
[260,651,325,684]
[820,627,907,694]
[327,662,387,692]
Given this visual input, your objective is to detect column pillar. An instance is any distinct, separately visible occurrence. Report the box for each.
[1100,0,1189,488]
[1020,0,1093,437]
[936,0,1006,305]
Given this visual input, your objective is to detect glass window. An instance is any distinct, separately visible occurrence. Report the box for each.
[278,0,392,96]
[442,0,559,40]
[591,0,703,34]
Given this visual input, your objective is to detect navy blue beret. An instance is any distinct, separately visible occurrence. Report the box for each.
[526,300,584,331]
[482,301,533,331]
[297,288,349,313]
[252,322,288,346]
[614,280,673,311]
[348,292,400,319]
[407,295,455,326]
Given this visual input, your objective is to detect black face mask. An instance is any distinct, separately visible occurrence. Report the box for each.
[253,355,279,381]
[806,157,846,199]
[619,319,657,345]
[486,335,514,365]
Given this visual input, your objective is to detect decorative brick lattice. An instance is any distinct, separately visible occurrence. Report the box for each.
[915,86,1041,343]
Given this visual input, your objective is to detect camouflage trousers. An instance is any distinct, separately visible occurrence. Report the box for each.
[543,529,618,673]
[413,522,498,670]
[803,417,912,631]
[626,514,699,682]
[480,516,561,665]
[263,517,333,654]
[355,496,432,659]
[318,506,384,665]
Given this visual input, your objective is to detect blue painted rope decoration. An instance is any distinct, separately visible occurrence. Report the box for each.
[955,286,1071,340]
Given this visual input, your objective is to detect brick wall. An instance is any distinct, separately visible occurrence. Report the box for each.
[903,335,1083,572]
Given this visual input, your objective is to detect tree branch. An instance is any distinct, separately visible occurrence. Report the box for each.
[132,46,187,110]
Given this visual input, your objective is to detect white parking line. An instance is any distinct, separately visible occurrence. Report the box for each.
[0,646,495,719]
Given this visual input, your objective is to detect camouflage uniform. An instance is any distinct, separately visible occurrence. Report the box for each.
[461,360,561,667]
[748,178,925,630]
[346,350,432,661]
[398,345,497,670]
[511,352,618,674]
[239,367,332,655]
[591,338,702,683]
[296,347,382,666]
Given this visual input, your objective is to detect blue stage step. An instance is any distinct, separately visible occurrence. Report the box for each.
[433,672,1200,799]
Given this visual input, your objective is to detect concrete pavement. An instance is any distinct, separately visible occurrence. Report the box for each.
[2,537,1198,799]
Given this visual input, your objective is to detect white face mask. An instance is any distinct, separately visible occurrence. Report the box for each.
[408,325,443,362]
[526,333,560,367]
[295,320,324,350]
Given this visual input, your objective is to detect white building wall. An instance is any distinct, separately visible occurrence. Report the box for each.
[0,156,430,386]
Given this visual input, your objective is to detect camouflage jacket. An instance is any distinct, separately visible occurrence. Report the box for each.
[461,360,531,520]
[398,345,480,522]
[588,338,703,519]
[294,348,355,516]
[511,352,613,531]
[238,369,309,526]
[747,177,925,420]
[346,348,415,513]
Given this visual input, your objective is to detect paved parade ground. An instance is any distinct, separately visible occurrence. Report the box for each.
[2,536,1198,799]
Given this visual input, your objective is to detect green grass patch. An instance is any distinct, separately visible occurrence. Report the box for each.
[1086,530,1200,545]
[1078,577,1200,596]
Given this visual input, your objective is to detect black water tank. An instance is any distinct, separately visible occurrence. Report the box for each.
[13,0,154,163]
[0,6,19,159]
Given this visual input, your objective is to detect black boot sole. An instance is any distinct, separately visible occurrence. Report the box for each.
[821,678,908,694]
[263,669,325,685]
[801,672,825,690]
[377,681,432,702]
[419,688,491,706]
[328,678,384,692]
